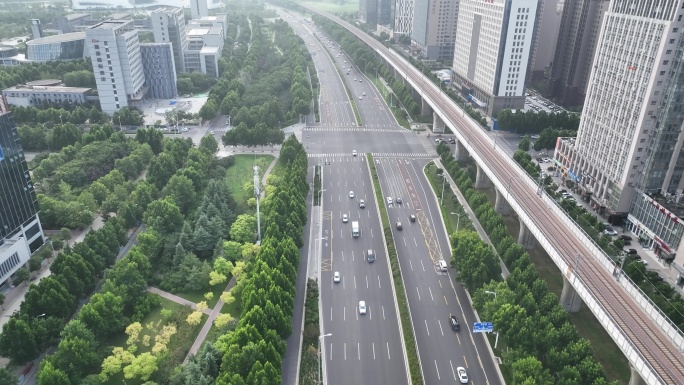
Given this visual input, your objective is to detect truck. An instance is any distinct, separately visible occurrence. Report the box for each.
[352,221,360,238]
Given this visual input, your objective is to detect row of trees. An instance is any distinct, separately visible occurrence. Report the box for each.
[11,105,109,125]
[211,135,309,384]
[0,218,127,365]
[0,58,93,90]
[437,143,614,384]
[532,127,577,151]
[495,109,580,134]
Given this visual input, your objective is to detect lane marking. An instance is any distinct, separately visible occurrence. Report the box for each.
[372,342,376,360]
[450,360,456,381]
[421,260,425,271]
[377,275,381,289]
[425,319,430,336]
[387,342,390,360]
[409,260,413,271]
[358,343,361,360]
[434,361,441,380]
[382,305,386,320]
[344,343,347,360]
[354,275,357,289]
[416,287,421,300]
[429,287,434,301]
[366,275,369,289]
[444,296,448,305]
[438,319,444,336]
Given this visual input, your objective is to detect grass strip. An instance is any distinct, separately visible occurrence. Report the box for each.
[367,153,423,385]
[423,162,474,234]
[299,279,320,385]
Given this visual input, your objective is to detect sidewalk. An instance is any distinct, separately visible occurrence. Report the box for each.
[433,158,510,278]
[0,216,105,334]
[184,276,237,362]
[145,287,212,315]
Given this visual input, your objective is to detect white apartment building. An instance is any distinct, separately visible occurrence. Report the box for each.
[411,0,458,61]
[555,0,684,273]
[2,85,92,107]
[394,0,414,35]
[191,0,208,19]
[452,0,538,115]
[151,7,188,72]
[185,27,223,77]
[85,20,146,115]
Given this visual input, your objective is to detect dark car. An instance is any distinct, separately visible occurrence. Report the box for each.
[409,214,416,222]
[624,248,637,255]
[396,197,402,204]
[619,235,633,241]
[367,249,375,263]
[448,138,456,144]
[449,315,460,331]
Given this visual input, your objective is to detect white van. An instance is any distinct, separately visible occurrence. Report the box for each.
[438,260,448,271]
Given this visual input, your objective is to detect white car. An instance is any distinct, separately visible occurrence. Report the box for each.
[333,271,341,283]
[387,196,393,205]
[359,96,363,100]
[349,191,354,199]
[342,214,348,223]
[604,227,618,236]
[358,301,367,314]
[352,150,357,156]
[457,367,468,383]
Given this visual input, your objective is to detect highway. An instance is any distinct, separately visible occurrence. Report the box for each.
[279,8,505,385]
[309,9,684,385]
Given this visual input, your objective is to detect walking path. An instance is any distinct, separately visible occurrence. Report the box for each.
[184,276,237,362]
[145,287,213,315]
[433,158,510,277]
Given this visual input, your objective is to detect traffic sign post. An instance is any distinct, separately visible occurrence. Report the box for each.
[472,322,493,333]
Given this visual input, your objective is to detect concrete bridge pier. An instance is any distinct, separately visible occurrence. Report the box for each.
[475,164,491,188]
[517,220,536,250]
[494,189,510,215]
[628,366,646,385]
[454,141,468,161]
[560,276,583,312]
[432,112,444,132]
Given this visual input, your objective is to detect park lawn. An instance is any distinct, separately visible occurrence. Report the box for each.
[99,296,207,385]
[301,1,359,13]
[173,282,228,309]
[225,154,274,213]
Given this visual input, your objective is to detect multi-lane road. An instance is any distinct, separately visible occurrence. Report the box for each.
[308,9,684,385]
[279,8,504,385]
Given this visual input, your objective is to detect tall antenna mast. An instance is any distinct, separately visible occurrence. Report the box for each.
[253,164,262,245]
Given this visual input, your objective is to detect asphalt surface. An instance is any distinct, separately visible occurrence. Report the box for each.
[279,8,504,385]
[309,9,684,384]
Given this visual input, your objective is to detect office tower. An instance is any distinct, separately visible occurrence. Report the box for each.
[85,20,146,115]
[191,0,208,19]
[359,0,378,28]
[411,0,458,60]
[554,0,684,267]
[452,0,538,115]
[140,43,177,99]
[394,0,414,35]
[549,0,609,106]
[526,0,562,82]
[151,7,188,73]
[0,104,44,287]
[30,19,43,39]
[377,0,395,28]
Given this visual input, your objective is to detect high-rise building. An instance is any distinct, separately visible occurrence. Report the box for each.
[554,0,684,270]
[359,0,378,28]
[140,43,177,99]
[452,0,538,115]
[191,0,208,19]
[377,0,395,28]
[30,19,43,39]
[85,20,146,115]
[410,0,458,61]
[526,0,563,83]
[151,7,188,73]
[548,0,609,106]
[0,104,44,287]
[394,0,414,36]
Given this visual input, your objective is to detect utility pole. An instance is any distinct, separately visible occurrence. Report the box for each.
[253,165,262,245]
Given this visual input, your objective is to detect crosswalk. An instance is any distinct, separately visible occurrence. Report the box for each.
[304,127,406,133]
[307,152,431,158]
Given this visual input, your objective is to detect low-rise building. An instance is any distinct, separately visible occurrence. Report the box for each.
[25,32,87,62]
[184,26,223,77]
[2,85,92,107]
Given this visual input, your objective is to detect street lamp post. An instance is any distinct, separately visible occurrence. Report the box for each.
[450,212,462,231]
[440,173,447,205]
[483,290,499,347]
[318,333,332,385]
[484,290,497,299]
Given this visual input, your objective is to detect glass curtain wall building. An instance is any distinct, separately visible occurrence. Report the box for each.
[25,32,86,62]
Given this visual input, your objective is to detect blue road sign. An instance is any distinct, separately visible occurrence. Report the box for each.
[473,322,493,333]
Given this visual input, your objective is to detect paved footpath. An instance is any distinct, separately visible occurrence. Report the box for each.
[145,287,213,315]
[184,276,237,362]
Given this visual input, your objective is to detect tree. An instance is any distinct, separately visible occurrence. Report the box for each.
[13,268,30,286]
[49,323,99,384]
[512,356,554,385]
[143,197,185,235]
[518,135,531,151]
[77,292,125,337]
[0,368,18,385]
[123,352,158,381]
[0,317,39,364]
[230,214,257,243]
[199,134,219,154]
[162,174,197,216]
[20,276,76,319]
[199,99,218,121]
[37,361,70,385]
